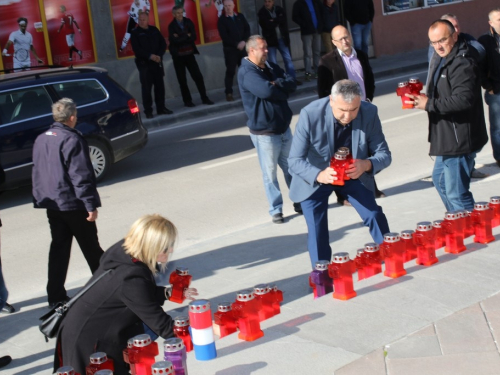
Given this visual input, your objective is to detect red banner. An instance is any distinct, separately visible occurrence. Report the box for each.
[199,0,223,43]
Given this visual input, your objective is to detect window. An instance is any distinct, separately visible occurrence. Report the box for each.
[0,86,52,125]
[50,79,108,107]
[384,0,466,14]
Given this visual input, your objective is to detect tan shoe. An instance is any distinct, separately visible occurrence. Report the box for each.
[226,93,234,102]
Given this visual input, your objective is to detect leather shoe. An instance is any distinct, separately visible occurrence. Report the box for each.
[293,203,303,214]
[184,102,196,108]
[157,107,173,115]
[496,160,500,168]
[145,113,154,119]
[0,356,12,369]
[471,169,489,178]
[272,213,284,224]
[202,99,214,105]
[375,190,386,198]
[226,93,234,102]
[1,303,15,314]
[48,296,70,309]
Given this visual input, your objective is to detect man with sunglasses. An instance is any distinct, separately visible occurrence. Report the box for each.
[406,19,488,212]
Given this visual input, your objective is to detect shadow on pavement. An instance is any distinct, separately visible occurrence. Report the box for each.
[215,361,267,375]
[9,349,54,375]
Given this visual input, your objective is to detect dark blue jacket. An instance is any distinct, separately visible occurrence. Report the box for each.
[32,122,101,212]
[217,12,250,49]
[238,57,296,135]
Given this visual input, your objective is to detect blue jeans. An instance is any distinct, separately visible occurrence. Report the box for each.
[267,38,296,79]
[485,91,500,161]
[432,153,476,212]
[0,259,8,311]
[250,128,293,216]
[300,180,389,269]
[350,22,372,55]
[300,33,321,74]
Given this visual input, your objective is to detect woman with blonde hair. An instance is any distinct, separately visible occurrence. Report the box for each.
[53,214,197,374]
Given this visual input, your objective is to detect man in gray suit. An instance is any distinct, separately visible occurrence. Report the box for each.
[288,80,391,268]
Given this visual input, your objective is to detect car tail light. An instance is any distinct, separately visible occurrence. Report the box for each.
[128,99,140,114]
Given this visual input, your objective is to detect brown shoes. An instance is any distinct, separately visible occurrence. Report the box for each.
[226,93,234,102]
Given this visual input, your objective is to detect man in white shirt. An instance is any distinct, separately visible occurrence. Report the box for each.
[2,17,43,71]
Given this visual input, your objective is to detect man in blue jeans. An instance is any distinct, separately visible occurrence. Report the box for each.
[238,35,300,224]
[258,0,301,86]
[407,19,488,212]
[345,0,374,55]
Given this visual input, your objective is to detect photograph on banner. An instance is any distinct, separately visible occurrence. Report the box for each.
[44,0,96,66]
[157,0,200,45]
[199,0,239,43]
[110,0,159,58]
[0,0,48,72]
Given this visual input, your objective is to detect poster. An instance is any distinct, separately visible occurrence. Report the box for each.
[157,0,201,45]
[110,0,158,58]
[0,0,49,72]
[199,0,223,43]
[43,0,96,66]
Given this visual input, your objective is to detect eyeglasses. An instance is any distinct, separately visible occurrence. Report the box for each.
[429,33,453,47]
[333,36,350,43]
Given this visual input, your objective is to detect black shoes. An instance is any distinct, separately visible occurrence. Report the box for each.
[0,356,12,369]
[295,79,303,86]
[184,102,196,107]
[1,303,15,314]
[48,296,70,309]
[145,113,154,119]
[157,107,173,115]
[272,213,284,224]
[293,203,303,215]
[202,99,214,105]
[226,93,234,102]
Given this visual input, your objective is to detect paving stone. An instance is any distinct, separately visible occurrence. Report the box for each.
[335,347,386,375]
[483,309,500,347]
[481,292,500,312]
[385,335,442,359]
[387,352,500,375]
[408,324,436,337]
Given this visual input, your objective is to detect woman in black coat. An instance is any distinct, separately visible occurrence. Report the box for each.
[53,214,197,374]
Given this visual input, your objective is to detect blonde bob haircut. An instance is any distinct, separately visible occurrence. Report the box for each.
[123,214,177,274]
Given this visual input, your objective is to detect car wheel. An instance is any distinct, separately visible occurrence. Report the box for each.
[87,139,111,182]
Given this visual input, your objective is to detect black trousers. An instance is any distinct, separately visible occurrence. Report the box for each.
[223,47,246,94]
[136,61,165,115]
[46,209,103,303]
[173,54,208,104]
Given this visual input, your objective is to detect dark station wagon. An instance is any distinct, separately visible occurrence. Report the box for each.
[0,66,148,191]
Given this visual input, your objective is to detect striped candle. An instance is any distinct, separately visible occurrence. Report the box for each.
[188,299,217,361]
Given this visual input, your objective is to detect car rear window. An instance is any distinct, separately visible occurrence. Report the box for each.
[0,86,52,125]
[50,79,108,107]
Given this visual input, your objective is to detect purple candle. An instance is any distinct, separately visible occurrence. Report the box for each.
[164,337,188,375]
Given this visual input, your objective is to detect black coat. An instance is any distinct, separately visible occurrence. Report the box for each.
[131,25,167,63]
[345,0,374,26]
[425,38,488,156]
[479,28,500,94]
[168,17,199,58]
[54,241,174,374]
[257,5,290,48]
[217,12,250,49]
[292,0,323,35]
[317,48,375,101]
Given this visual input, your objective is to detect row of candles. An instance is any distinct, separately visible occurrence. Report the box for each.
[310,198,500,301]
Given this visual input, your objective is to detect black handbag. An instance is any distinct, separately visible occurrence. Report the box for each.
[39,269,111,341]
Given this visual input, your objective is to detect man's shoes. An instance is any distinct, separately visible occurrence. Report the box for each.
[272,213,284,224]
[157,107,173,115]
[1,303,15,314]
[145,113,154,119]
[0,356,12,369]
[184,102,196,107]
[304,72,312,81]
[375,190,386,198]
[471,169,489,178]
[226,93,234,102]
[338,198,352,207]
[295,79,303,86]
[48,296,71,309]
[202,99,214,105]
[293,203,303,214]
[496,160,500,168]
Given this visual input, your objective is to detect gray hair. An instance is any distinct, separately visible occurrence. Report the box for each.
[246,35,265,53]
[440,13,457,21]
[172,5,183,13]
[330,80,362,102]
[52,98,76,123]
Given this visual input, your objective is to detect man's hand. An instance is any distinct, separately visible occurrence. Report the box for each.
[405,93,428,110]
[184,287,199,301]
[345,159,372,179]
[237,41,246,50]
[37,58,43,64]
[87,210,98,222]
[316,167,337,184]
[150,54,161,63]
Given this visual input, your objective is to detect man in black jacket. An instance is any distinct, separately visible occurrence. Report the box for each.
[217,0,250,101]
[407,20,488,212]
[258,0,300,85]
[479,8,500,167]
[292,0,323,81]
[344,0,374,55]
[131,11,172,118]
[32,98,104,307]
[169,6,214,107]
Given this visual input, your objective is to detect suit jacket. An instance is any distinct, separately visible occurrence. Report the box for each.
[288,98,391,202]
[317,48,375,100]
[168,17,199,58]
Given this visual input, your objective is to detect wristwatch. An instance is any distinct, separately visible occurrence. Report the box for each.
[164,284,173,300]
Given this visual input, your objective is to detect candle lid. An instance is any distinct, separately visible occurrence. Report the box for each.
[334,152,347,160]
[490,196,500,204]
[409,77,420,83]
[433,220,443,228]
[56,367,75,375]
[217,301,232,312]
[337,146,350,155]
[89,352,107,364]
[445,211,459,220]
[400,230,414,239]
[133,334,151,347]
[332,252,350,263]
[364,243,380,252]
[164,337,185,352]
[416,221,432,231]
[152,361,174,374]
[189,299,210,313]
[383,232,400,243]
[398,81,409,87]
[236,289,255,302]
[173,316,190,327]
[315,260,330,271]
[254,284,270,295]
[474,202,489,211]
[176,266,189,276]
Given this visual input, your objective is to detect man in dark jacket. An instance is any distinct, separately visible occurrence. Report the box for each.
[131,11,172,118]
[32,98,104,307]
[238,35,299,223]
[169,6,214,107]
[344,0,374,55]
[407,20,488,212]
[479,8,500,167]
[217,0,250,101]
[292,0,323,80]
[258,0,300,85]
